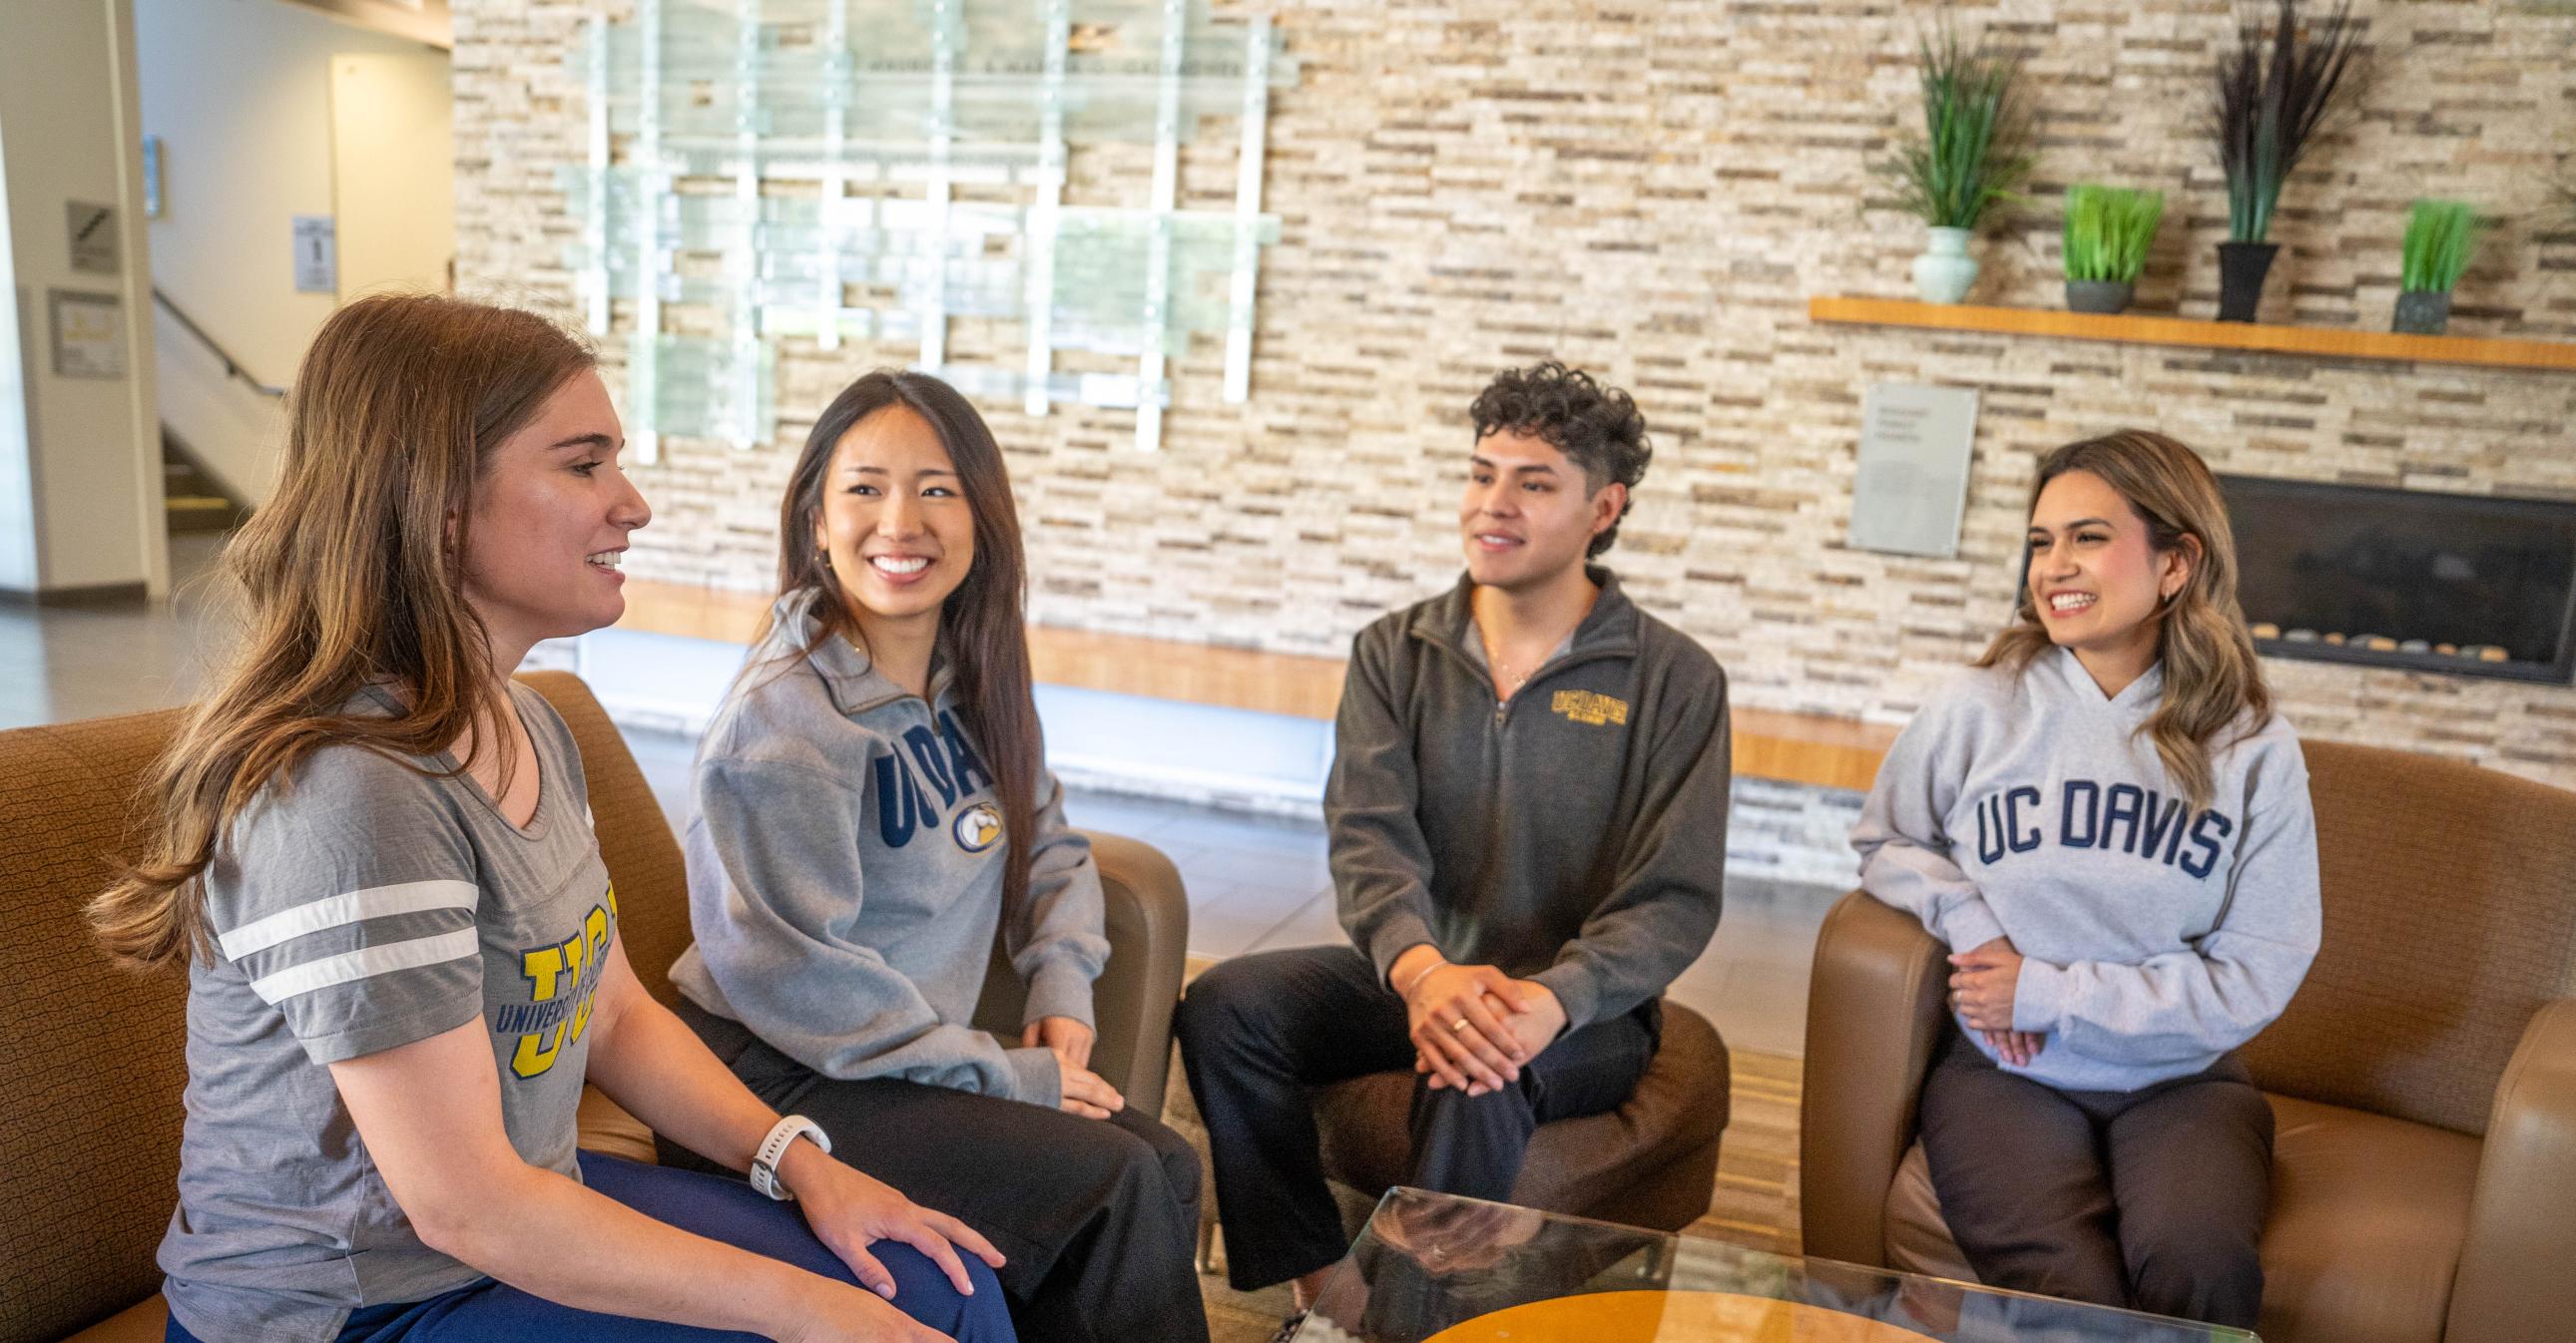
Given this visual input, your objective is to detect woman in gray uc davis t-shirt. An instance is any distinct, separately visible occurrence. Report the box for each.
[92,295,1011,1343]
[1851,431,2319,1330]
[665,370,1209,1343]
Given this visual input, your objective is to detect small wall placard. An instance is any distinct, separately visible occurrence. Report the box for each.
[67,202,118,274]
[49,289,126,378]
[1848,382,1980,559]
[292,216,337,293]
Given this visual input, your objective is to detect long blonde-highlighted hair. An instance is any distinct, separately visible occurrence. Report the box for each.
[1977,429,2272,811]
[90,294,597,971]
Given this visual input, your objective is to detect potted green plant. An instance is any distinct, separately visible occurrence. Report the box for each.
[2211,0,2364,321]
[2394,199,2486,334]
[1883,22,2033,304]
[2062,185,2165,314]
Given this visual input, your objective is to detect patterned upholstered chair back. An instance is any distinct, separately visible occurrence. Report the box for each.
[0,673,688,1343]
[2237,738,2576,1135]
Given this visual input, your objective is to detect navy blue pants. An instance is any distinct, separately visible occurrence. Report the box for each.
[165,1152,1013,1343]
[1175,945,1656,1291]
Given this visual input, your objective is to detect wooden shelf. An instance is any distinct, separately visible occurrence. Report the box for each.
[1808,296,2576,374]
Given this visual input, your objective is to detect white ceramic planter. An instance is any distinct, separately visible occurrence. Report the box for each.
[1912,225,1978,304]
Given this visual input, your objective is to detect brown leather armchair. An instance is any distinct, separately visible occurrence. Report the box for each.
[1803,739,2576,1343]
[0,672,1191,1343]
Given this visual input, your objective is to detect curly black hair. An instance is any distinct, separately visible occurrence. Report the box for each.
[1467,361,1652,557]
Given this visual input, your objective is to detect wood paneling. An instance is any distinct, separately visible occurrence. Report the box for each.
[614,581,1889,790]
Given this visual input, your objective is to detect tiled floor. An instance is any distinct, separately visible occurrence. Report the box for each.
[0,533,233,730]
[11,531,1840,1057]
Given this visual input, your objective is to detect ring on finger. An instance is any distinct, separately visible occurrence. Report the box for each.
[1449,1017,1471,1033]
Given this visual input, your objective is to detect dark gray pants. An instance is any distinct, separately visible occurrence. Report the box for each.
[668,1000,1207,1343]
[1917,1023,2273,1329]
[1174,945,1656,1292]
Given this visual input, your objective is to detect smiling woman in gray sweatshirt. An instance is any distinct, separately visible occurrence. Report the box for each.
[1851,430,2318,1331]
[664,370,1207,1343]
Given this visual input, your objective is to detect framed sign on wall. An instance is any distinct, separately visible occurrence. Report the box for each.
[48,289,126,379]
[1847,382,1980,559]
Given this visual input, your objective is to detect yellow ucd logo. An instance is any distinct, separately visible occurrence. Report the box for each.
[1551,690,1630,727]
[504,892,616,1080]
[953,802,1003,853]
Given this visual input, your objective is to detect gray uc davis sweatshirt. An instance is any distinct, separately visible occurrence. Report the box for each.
[1852,649,2320,1093]
[1331,569,1732,1033]
[669,590,1110,1108]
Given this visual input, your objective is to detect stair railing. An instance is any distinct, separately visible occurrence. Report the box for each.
[152,287,286,398]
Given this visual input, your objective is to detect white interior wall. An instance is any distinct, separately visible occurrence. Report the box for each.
[0,132,36,593]
[331,52,454,299]
[135,0,444,506]
[0,0,162,597]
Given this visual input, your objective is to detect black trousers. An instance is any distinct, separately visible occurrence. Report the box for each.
[1916,1022,2274,1330]
[668,1000,1207,1343]
[1174,945,1657,1292]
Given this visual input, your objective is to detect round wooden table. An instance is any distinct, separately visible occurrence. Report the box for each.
[1422,1290,1939,1343]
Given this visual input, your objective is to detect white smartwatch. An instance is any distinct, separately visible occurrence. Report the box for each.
[750,1114,832,1201]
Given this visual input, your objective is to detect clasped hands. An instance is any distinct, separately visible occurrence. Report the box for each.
[1022,1016,1125,1119]
[1949,936,2044,1068]
[1396,953,1566,1097]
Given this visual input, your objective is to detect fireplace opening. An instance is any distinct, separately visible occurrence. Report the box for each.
[2215,475,2576,684]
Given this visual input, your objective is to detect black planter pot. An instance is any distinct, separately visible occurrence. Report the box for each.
[2065,279,2135,314]
[2216,241,2279,323]
[2392,290,2451,335]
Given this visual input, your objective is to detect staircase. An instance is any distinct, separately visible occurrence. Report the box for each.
[163,429,250,534]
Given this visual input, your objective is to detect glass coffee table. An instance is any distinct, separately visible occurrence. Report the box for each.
[1293,1187,2259,1343]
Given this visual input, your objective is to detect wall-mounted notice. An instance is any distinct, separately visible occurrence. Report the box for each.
[1848,382,1980,559]
[49,289,126,378]
[67,201,118,274]
[292,216,337,293]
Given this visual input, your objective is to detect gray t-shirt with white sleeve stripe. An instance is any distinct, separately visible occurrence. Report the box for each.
[159,682,617,1343]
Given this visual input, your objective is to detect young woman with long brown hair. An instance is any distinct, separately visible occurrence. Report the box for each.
[96,294,1009,1343]
[662,370,1206,1343]
[1851,430,2320,1329]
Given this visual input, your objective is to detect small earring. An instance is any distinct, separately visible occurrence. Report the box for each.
[817,548,833,571]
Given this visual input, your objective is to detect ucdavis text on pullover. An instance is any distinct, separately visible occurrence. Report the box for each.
[1852,649,2320,1093]
[670,589,1109,1108]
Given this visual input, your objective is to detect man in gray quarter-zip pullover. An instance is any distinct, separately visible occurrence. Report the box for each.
[1177,363,1732,1317]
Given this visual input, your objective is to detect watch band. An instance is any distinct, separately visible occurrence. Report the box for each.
[750,1114,831,1201]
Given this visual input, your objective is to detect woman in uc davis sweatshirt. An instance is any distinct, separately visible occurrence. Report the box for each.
[665,370,1207,1343]
[1851,430,2319,1330]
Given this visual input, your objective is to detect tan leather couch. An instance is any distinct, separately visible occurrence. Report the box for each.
[1803,738,2576,1343]
[0,672,1190,1343]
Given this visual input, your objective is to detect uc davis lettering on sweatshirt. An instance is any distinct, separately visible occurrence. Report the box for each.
[872,708,998,847]
[1969,779,2233,877]
[1851,649,2320,1095]
[668,589,1111,1109]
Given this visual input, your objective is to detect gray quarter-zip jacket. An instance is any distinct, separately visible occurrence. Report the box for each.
[1331,568,1732,1032]
[669,590,1110,1108]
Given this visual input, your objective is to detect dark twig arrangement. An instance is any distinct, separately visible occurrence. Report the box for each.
[2212,0,2365,243]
